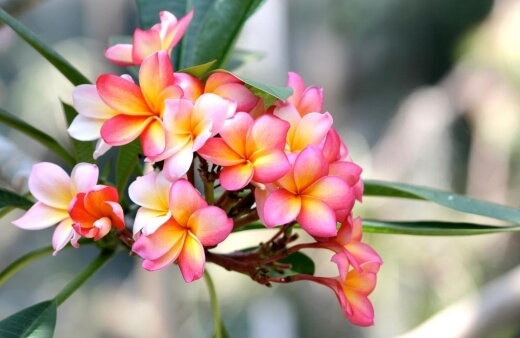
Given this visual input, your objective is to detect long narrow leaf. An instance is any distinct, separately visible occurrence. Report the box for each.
[364,180,520,224]
[0,188,32,210]
[362,219,520,236]
[0,108,75,167]
[0,8,90,86]
[0,300,57,338]
[61,102,95,164]
[191,0,266,70]
[115,139,142,196]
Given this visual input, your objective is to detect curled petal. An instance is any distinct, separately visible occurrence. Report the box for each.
[169,179,207,225]
[137,210,172,236]
[133,218,185,261]
[162,143,194,180]
[298,86,324,115]
[139,51,175,113]
[67,115,104,141]
[72,84,117,119]
[263,189,301,228]
[101,115,152,146]
[286,72,306,105]
[174,72,204,101]
[192,93,232,136]
[129,172,169,210]
[297,197,338,238]
[329,161,362,187]
[104,44,134,66]
[177,233,205,282]
[93,139,112,159]
[291,112,333,152]
[188,206,233,246]
[303,176,351,211]
[219,162,254,191]
[52,218,75,255]
[197,138,244,166]
[293,146,328,192]
[132,29,161,64]
[70,163,99,194]
[251,149,291,184]
[161,9,194,50]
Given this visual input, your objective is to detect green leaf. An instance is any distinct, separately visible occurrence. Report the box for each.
[216,69,292,106]
[61,102,95,164]
[271,251,315,277]
[179,60,217,78]
[0,300,57,338]
[0,8,90,86]
[0,188,32,210]
[0,108,75,167]
[191,0,266,70]
[115,139,142,196]
[364,180,520,224]
[362,219,520,236]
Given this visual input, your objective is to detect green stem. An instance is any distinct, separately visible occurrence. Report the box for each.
[0,245,54,287]
[204,270,223,338]
[54,249,115,306]
[204,180,215,205]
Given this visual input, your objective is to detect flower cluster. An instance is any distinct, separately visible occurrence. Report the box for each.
[12,9,381,326]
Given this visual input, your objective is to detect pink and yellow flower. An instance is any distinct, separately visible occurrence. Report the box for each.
[69,185,125,241]
[12,162,99,254]
[132,179,233,282]
[285,71,324,116]
[105,10,194,66]
[197,112,290,190]
[260,145,352,238]
[98,51,183,157]
[149,93,235,179]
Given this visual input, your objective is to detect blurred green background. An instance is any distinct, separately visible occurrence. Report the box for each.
[1,0,520,337]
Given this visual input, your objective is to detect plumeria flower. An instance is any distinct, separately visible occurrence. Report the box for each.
[132,179,233,282]
[12,162,99,254]
[129,171,176,236]
[97,51,183,157]
[259,145,352,238]
[204,72,259,113]
[105,10,194,66]
[69,185,125,241]
[148,93,235,179]
[198,112,290,190]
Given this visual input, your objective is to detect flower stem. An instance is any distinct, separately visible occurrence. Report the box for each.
[204,270,223,338]
[0,245,54,287]
[203,180,215,205]
[54,249,115,306]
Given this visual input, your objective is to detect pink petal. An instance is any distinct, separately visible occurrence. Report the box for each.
[132,29,161,64]
[298,86,324,115]
[29,162,72,209]
[139,51,175,113]
[162,142,194,180]
[177,233,205,282]
[263,189,301,228]
[101,115,152,146]
[169,179,207,225]
[251,148,290,184]
[133,218,185,261]
[286,72,306,105]
[174,72,204,101]
[303,176,351,211]
[345,242,382,272]
[331,252,350,281]
[72,84,117,119]
[96,74,149,114]
[247,114,289,152]
[70,163,99,194]
[291,112,333,152]
[140,118,166,157]
[328,161,362,187]
[104,44,135,66]
[12,201,69,230]
[211,82,259,113]
[197,138,244,166]
[52,218,75,254]
[192,93,232,137]
[293,146,328,192]
[220,112,252,156]
[188,206,233,246]
[140,232,186,271]
[297,197,337,237]
[344,291,375,327]
[162,9,194,50]
[191,118,213,151]
[219,162,254,191]
[68,193,94,224]
[137,210,172,236]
